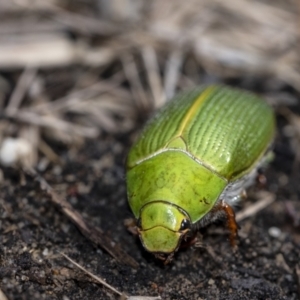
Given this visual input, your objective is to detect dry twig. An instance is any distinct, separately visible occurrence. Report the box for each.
[61,253,124,297]
[122,54,149,112]
[236,191,275,222]
[25,168,139,268]
[141,46,165,109]
[2,110,99,138]
[61,253,161,300]
[5,67,37,115]
[0,289,8,300]
[163,49,184,100]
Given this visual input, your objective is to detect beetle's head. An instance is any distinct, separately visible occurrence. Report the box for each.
[137,201,191,262]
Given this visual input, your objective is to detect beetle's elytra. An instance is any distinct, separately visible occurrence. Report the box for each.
[126,85,275,262]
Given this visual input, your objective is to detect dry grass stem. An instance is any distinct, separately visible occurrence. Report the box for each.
[236,191,275,222]
[4,110,99,138]
[32,79,124,113]
[26,168,139,268]
[0,33,118,68]
[38,139,62,164]
[11,0,120,35]
[0,289,8,300]
[141,46,165,108]
[163,49,184,100]
[5,67,37,114]
[61,253,161,300]
[61,253,124,297]
[122,54,149,111]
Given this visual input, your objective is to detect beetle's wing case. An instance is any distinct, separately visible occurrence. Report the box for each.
[127,87,207,168]
[194,149,272,229]
[127,85,275,181]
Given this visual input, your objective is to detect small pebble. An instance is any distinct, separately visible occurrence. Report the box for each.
[268,227,281,238]
[42,248,49,256]
[52,165,62,176]
[278,174,288,186]
[37,157,50,172]
[0,137,33,167]
[21,275,28,281]
[208,279,215,285]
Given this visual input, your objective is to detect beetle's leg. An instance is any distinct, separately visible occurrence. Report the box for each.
[189,232,204,248]
[124,218,139,235]
[214,200,238,247]
[180,232,199,249]
[164,253,174,265]
[154,253,174,265]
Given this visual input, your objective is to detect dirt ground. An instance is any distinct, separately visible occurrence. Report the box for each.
[0,1,300,299]
[1,81,300,299]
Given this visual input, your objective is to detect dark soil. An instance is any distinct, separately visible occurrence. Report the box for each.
[1,89,300,300]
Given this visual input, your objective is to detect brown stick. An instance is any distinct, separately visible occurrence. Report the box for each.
[25,167,139,269]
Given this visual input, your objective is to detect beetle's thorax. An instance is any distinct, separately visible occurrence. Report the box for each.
[127,150,227,223]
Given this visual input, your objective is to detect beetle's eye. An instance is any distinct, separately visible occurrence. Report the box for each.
[180,219,190,231]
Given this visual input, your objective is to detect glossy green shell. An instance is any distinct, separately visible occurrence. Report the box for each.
[126,85,275,253]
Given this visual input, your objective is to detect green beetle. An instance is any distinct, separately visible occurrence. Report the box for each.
[126,85,275,262]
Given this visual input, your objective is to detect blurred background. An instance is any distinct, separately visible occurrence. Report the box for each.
[0,1,300,299]
[0,0,299,168]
